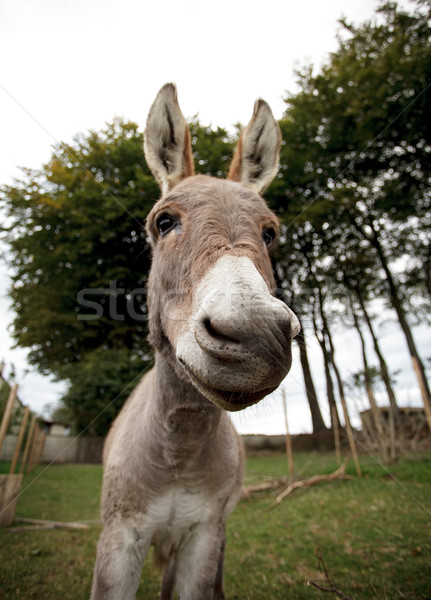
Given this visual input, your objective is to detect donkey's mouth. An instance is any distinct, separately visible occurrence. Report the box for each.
[179,360,275,411]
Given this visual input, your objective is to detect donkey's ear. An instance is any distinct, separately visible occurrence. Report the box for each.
[144,83,194,196]
[227,100,281,194]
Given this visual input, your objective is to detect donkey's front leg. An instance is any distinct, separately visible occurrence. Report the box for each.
[175,521,227,600]
[213,532,226,600]
[91,518,149,600]
[160,555,177,600]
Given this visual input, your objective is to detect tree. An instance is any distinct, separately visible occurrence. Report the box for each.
[275,236,328,434]
[269,0,431,431]
[59,348,148,435]
[2,120,157,432]
[2,120,157,370]
[189,119,234,177]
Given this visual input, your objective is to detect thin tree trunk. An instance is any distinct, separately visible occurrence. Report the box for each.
[356,218,431,432]
[276,270,327,435]
[316,291,362,477]
[424,243,431,300]
[323,348,340,430]
[295,322,328,433]
[354,283,399,459]
[332,405,341,465]
[311,306,340,431]
[354,285,399,414]
[351,307,393,461]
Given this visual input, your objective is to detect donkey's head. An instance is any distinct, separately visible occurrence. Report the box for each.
[144,84,299,411]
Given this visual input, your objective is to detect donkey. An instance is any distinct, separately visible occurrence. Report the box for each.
[91,84,300,600]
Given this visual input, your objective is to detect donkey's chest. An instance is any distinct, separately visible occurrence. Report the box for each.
[149,486,213,529]
[144,487,215,557]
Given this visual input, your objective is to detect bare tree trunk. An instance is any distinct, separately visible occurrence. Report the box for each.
[295,320,328,433]
[315,291,362,477]
[357,219,431,432]
[354,286,399,414]
[323,348,340,430]
[332,405,341,465]
[351,308,394,461]
[311,306,340,432]
[423,242,431,301]
[275,268,327,435]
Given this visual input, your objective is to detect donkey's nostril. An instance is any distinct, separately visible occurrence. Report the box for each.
[194,317,244,361]
[203,318,239,345]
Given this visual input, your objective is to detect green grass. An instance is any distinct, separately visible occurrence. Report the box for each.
[0,452,430,599]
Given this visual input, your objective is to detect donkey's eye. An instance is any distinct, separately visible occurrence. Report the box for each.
[262,227,276,247]
[156,214,180,237]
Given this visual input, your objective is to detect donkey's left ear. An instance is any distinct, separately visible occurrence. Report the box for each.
[227,100,281,194]
[144,83,194,196]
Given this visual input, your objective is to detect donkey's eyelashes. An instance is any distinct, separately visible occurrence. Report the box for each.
[262,227,277,247]
[156,213,182,237]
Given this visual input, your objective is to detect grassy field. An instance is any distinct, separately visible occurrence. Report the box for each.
[0,451,430,599]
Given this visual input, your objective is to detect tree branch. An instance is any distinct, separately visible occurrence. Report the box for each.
[268,460,351,510]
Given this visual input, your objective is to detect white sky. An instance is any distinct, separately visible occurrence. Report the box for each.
[1,0,427,435]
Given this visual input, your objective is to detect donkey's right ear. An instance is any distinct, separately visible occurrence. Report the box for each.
[144,83,195,196]
[227,99,281,194]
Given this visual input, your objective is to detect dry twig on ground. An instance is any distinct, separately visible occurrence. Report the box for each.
[241,476,288,498]
[308,549,356,600]
[267,461,351,510]
[6,517,89,532]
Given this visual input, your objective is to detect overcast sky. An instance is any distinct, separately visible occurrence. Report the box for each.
[1,0,427,435]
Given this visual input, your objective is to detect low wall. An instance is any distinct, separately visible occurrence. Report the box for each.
[2,434,289,464]
[0,434,104,464]
[0,435,19,462]
[1,432,340,465]
[242,434,286,451]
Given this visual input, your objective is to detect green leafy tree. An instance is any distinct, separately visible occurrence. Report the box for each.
[59,348,146,435]
[2,119,157,371]
[268,0,431,431]
[189,119,235,177]
[1,120,157,432]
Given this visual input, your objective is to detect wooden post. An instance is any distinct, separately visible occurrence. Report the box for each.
[0,383,18,457]
[35,431,46,466]
[332,405,341,465]
[338,394,362,477]
[282,388,295,479]
[0,474,23,527]
[27,426,41,474]
[19,416,36,474]
[9,406,30,475]
[0,384,23,528]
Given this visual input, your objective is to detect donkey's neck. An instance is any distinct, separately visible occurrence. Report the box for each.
[153,352,223,439]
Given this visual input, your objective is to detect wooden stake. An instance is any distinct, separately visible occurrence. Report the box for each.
[19,416,36,474]
[0,474,23,527]
[332,405,341,465]
[9,406,30,475]
[0,384,18,456]
[338,393,362,477]
[282,388,294,479]
[35,432,46,466]
[27,426,41,474]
